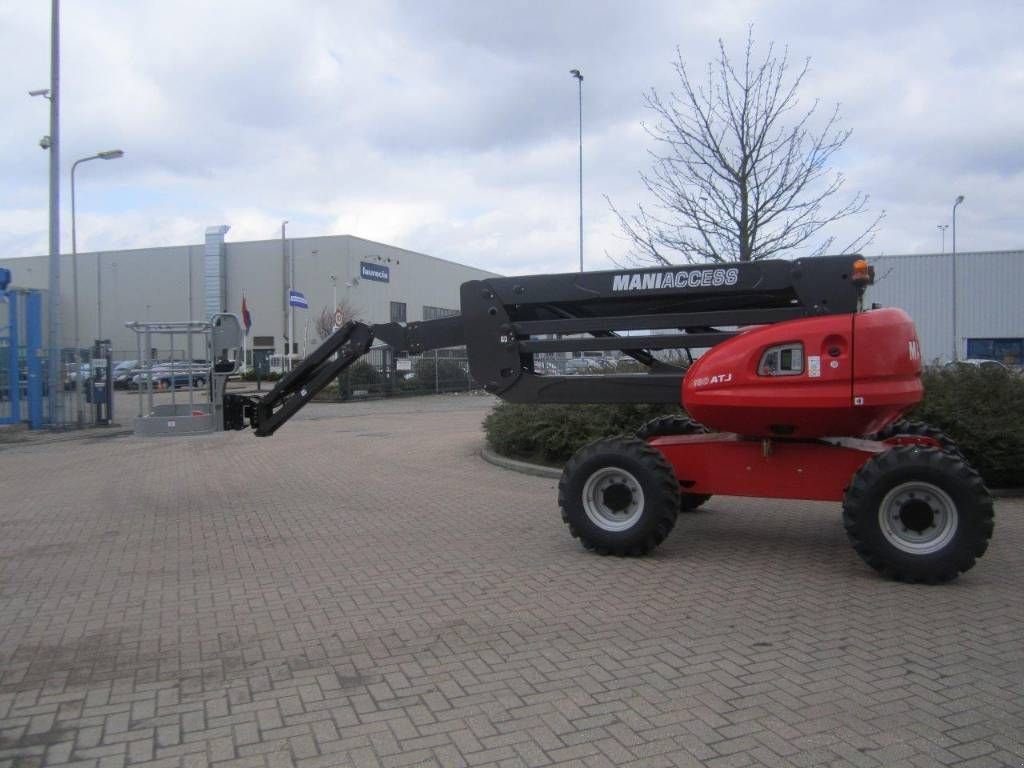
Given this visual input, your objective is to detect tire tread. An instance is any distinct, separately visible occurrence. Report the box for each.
[558,436,680,556]
[842,447,993,583]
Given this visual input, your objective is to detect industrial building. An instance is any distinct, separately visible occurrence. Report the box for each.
[1,236,1020,369]
[0,228,499,370]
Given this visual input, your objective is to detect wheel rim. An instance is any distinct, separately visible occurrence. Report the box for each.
[581,466,645,531]
[878,481,958,554]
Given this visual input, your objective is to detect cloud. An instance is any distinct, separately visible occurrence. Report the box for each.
[1,0,1022,275]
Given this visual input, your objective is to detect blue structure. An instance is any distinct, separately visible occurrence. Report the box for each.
[0,286,45,429]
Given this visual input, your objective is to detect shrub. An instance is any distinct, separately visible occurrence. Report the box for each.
[483,402,682,465]
[240,370,281,381]
[412,357,471,391]
[335,361,384,397]
[909,364,1024,487]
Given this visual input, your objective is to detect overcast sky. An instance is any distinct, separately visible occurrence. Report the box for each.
[2,0,1022,275]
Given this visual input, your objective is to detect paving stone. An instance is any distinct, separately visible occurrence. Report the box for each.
[0,395,1022,768]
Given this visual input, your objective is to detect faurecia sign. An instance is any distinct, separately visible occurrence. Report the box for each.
[360,262,390,283]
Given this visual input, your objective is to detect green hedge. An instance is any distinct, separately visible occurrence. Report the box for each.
[412,357,470,391]
[483,403,682,466]
[908,365,1024,487]
[240,370,282,381]
[483,365,1024,487]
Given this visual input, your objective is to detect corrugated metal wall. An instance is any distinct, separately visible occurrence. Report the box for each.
[866,250,1024,362]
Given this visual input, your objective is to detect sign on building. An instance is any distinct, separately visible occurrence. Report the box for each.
[360,262,390,283]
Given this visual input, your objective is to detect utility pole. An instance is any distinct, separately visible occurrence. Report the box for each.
[289,239,296,367]
[281,220,288,360]
[97,253,102,339]
[951,195,965,361]
[570,69,583,272]
[47,0,62,426]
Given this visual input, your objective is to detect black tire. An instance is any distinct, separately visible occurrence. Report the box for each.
[635,415,712,511]
[559,436,680,556]
[870,419,963,458]
[842,447,994,583]
[635,415,708,440]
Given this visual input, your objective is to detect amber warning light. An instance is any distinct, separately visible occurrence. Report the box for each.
[852,258,874,286]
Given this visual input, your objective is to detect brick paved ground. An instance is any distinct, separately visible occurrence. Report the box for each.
[1,394,1022,768]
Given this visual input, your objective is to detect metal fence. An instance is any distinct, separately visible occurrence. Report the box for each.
[0,289,44,429]
[305,346,479,401]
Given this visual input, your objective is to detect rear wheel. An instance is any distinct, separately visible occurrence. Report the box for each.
[635,415,712,511]
[559,436,680,556]
[842,447,993,583]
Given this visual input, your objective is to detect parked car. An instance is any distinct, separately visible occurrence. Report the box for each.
[130,360,210,390]
[112,360,140,389]
[64,363,91,390]
[564,357,610,375]
[945,358,1010,371]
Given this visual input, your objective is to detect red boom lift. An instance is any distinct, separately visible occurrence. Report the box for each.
[225,254,993,583]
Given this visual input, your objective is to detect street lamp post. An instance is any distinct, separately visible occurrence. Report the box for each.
[570,69,583,272]
[937,224,948,255]
[281,220,289,362]
[951,195,965,361]
[71,149,124,425]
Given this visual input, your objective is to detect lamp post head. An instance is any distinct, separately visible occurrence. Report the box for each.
[570,69,583,81]
[98,149,124,160]
[955,195,965,206]
[28,88,50,98]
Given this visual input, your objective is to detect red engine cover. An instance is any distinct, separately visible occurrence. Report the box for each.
[683,308,922,438]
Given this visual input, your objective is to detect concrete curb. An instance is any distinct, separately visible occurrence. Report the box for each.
[480,445,562,479]
[0,425,134,448]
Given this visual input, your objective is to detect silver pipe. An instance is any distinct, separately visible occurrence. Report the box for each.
[46,0,62,426]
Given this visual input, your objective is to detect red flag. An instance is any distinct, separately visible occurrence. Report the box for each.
[241,295,252,334]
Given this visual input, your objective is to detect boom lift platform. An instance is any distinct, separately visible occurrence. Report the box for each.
[224,255,994,583]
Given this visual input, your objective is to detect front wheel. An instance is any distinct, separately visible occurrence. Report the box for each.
[558,436,680,556]
[842,447,994,583]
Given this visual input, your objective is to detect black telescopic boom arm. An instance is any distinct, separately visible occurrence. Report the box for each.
[225,254,871,436]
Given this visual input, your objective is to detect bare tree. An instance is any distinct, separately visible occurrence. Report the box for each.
[610,29,883,265]
[316,300,360,341]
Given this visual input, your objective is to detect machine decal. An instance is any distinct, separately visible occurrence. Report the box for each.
[808,355,821,378]
[692,372,733,387]
[612,267,739,292]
